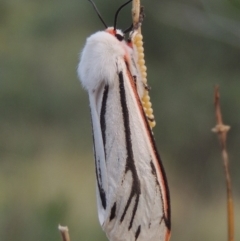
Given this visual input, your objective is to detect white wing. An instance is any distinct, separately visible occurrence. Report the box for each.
[78,30,170,241]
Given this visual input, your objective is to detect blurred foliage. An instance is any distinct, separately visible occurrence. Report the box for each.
[0,0,240,241]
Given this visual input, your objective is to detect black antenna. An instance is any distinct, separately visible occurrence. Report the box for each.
[114,0,132,30]
[88,0,108,28]
[123,24,133,34]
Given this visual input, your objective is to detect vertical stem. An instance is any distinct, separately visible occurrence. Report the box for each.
[132,0,141,32]
[212,86,234,241]
[222,148,234,241]
[59,225,71,241]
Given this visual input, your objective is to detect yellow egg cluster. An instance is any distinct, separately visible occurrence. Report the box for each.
[132,33,156,128]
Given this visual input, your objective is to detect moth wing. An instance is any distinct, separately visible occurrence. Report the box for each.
[95,58,170,241]
[88,86,109,225]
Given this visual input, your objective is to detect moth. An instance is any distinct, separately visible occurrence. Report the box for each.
[77,1,171,241]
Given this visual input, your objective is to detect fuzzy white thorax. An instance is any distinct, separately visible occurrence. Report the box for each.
[78,29,130,92]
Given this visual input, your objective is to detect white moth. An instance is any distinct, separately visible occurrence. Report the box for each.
[77,1,171,241]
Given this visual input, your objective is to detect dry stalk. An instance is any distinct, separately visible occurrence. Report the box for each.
[132,0,140,23]
[132,0,143,33]
[212,85,234,241]
[59,225,71,241]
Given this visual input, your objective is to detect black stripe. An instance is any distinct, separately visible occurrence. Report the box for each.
[100,85,109,156]
[97,85,109,210]
[90,113,107,210]
[129,195,140,230]
[118,71,141,230]
[109,202,117,221]
[150,160,160,187]
[135,225,141,240]
[95,160,106,210]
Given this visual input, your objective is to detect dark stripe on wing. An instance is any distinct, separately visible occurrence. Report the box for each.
[118,71,141,230]
[150,160,160,187]
[135,225,141,240]
[109,202,117,221]
[100,85,109,157]
[95,159,107,210]
[90,114,107,210]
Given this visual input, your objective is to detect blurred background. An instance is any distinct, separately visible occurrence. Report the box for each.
[0,0,240,240]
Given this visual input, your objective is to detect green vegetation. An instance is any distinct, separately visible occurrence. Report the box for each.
[0,0,239,240]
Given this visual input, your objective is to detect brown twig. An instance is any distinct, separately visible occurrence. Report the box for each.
[132,0,140,26]
[212,85,234,241]
[58,225,71,241]
[132,0,142,33]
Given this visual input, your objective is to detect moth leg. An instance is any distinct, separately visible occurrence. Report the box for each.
[144,83,151,91]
